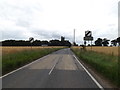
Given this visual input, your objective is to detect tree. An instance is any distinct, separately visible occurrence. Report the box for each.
[117,37,120,46]
[33,40,41,46]
[95,38,102,46]
[111,39,117,46]
[73,42,78,46]
[41,41,49,46]
[64,40,72,47]
[1,37,72,47]
[102,38,109,46]
[49,40,61,46]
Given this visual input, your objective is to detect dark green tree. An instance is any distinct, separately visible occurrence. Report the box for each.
[102,38,109,46]
[95,38,102,46]
[117,37,120,46]
[33,40,41,46]
[49,40,62,46]
[111,39,117,46]
[41,41,49,46]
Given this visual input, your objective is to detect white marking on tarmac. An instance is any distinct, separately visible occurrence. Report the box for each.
[73,55,104,90]
[48,62,57,75]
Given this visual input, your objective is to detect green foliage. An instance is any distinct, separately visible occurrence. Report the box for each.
[2,48,63,75]
[72,48,119,86]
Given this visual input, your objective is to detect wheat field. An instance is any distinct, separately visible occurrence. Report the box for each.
[72,46,119,56]
[1,46,119,56]
[1,46,65,55]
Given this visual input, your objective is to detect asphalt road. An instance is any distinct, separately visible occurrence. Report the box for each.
[2,48,101,88]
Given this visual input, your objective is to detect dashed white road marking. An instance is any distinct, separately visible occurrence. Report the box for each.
[48,62,57,75]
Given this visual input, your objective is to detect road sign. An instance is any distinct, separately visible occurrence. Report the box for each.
[84,30,93,41]
[29,37,34,43]
[83,30,93,48]
[85,30,92,37]
[84,36,93,41]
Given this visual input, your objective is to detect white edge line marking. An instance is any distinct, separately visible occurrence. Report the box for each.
[0,55,49,78]
[48,62,56,75]
[73,55,104,90]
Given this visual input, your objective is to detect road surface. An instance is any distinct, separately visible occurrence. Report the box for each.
[2,48,102,88]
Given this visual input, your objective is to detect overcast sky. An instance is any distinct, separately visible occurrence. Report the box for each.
[0,0,119,45]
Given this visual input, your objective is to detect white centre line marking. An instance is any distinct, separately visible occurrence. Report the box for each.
[73,55,104,90]
[48,62,57,75]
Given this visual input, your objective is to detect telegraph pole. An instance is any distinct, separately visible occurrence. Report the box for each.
[73,29,75,45]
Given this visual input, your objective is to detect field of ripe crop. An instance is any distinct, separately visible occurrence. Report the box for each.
[1,46,66,55]
[86,46,119,56]
[72,46,119,56]
[1,46,65,75]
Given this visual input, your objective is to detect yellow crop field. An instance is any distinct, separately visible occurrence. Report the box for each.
[86,46,119,56]
[72,46,119,56]
[1,46,65,55]
[1,46,119,56]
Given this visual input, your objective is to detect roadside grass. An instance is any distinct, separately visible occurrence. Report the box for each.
[71,48,119,86]
[2,48,64,75]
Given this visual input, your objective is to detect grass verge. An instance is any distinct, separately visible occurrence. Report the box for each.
[2,48,64,75]
[71,48,119,87]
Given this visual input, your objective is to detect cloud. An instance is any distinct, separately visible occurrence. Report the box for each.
[0,0,119,45]
[16,19,31,28]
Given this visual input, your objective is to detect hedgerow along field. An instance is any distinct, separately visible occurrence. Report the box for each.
[71,46,119,87]
[1,46,66,75]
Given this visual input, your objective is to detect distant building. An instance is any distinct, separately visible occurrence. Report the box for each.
[61,36,65,42]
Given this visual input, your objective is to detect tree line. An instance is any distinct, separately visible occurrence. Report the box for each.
[1,37,120,47]
[111,37,120,46]
[94,37,120,46]
[1,39,72,47]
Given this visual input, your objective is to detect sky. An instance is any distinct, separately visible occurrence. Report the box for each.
[0,0,119,45]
